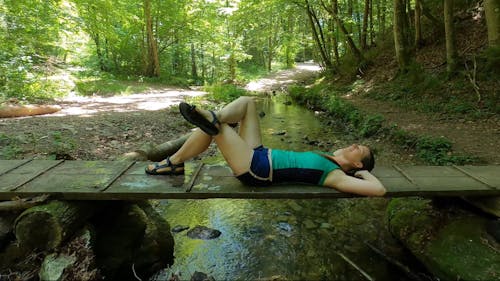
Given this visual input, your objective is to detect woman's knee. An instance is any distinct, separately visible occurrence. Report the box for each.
[237,96,255,106]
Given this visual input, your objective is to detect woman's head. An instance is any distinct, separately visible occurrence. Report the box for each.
[336,144,375,173]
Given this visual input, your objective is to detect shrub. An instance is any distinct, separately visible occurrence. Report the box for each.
[203,84,247,103]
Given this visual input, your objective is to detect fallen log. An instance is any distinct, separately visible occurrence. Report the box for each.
[14,200,101,250]
[0,195,49,212]
[121,132,191,161]
[0,104,61,118]
[93,201,174,280]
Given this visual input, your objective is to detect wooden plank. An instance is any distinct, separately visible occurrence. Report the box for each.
[15,161,136,194]
[0,159,33,176]
[0,160,63,191]
[454,166,500,189]
[0,161,499,200]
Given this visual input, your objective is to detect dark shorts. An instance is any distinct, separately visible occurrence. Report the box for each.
[236,145,272,187]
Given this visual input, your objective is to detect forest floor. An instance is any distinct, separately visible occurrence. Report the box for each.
[0,63,323,161]
[1,60,498,165]
[344,14,500,164]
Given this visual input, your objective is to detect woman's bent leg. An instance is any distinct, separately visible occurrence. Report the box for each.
[216,96,262,149]
[214,124,253,175]
[168,129,212,164]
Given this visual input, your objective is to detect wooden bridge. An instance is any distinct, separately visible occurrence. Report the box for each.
[0,159,499,200]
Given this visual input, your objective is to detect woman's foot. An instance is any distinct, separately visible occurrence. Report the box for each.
[179,102,220,135]
[145,157,185,175]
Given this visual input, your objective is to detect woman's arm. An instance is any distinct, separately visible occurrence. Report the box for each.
[323,170,386,197]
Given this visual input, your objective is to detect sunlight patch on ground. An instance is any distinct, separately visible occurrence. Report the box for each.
[245,62,320,92]
[51,88,207,117]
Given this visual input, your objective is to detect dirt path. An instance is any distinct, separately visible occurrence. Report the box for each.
[2,63,497,164]
[0,64,321,160]
[345,93,500,164]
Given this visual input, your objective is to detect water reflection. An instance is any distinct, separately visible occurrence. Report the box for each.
[153,96,407,280]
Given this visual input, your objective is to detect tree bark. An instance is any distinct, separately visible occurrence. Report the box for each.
[415,0,423,48]
[381,0,386,36]
[0,104,61,118]
[14,201,101,250]
[444,0,458,73]
[144,0,160,77]
[393,0,412,72]
[121,133,191,162]
[328,0,366,63]
[94,202,174,280]
[191,43,198,80]
[361,0,370,49]
[306,0,333,69]
[485,0,500,47]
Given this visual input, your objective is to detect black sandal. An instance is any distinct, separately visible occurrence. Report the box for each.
[179,102,220,136]
[145,157,185,175]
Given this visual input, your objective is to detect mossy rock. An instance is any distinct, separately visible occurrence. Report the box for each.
[387,198,500,281]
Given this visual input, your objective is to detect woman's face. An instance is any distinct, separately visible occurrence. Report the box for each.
[336,144,370,165]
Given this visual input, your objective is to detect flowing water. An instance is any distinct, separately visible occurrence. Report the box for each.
[153,96,410,280]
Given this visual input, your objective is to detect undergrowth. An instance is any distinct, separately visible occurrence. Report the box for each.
[289,83,478,165]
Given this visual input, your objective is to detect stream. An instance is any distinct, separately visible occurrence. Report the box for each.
[152,95,413,280]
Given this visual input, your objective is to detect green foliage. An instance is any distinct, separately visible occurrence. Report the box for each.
[48,131,76,159]
[203,84,247,103]
[359,114,385,137]
[290,81,477,165]
[0,133,24,159]
[75,78,148,97]
[289,83,384,138]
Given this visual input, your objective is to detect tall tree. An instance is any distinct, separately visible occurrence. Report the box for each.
[144,0,160,77]
[361,0,370,49]
[393,0,412,72]
[320,0,365,63]
[485,0,500,47]
[444,0,457,73]
[306,0,333,69]
[414,0,423,48]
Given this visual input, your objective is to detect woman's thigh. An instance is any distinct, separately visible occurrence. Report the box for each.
[238,98,263,149]
[214,124,254,176]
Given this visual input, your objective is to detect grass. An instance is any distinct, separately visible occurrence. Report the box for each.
[288,82,478,165]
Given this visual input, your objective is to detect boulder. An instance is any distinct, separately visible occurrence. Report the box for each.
[387,198,500,281]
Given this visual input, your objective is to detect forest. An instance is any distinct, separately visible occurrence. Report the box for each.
[1,0,497,108]
[0,0,499,280]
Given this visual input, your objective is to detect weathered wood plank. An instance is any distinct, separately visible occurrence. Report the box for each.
[0,161,62,191]
[0,160,498,200]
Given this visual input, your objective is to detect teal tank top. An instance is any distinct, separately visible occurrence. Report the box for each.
[271,149,340,185]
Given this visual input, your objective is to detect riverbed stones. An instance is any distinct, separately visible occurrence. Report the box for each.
[171,225,190,233]
[303,219,316,229]
[190,271,215,281]
[186,225,221,240]
[287,200,303,212]
[39,253,77,281]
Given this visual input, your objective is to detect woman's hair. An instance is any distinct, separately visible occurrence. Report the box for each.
[361,148,375,172]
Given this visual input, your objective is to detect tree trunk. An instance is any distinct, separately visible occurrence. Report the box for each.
[415,0,423,48]
[191,43,198,80]
[361,0,370,49]
[381,0,386,36]
[332,0,365,63]
[485,0,500,47]
[14,201,101,250]
[369,0,374,45]
[94,202,174,280]
[393,0,412,72]
[444,0,458,73]
[121,132,191,162]
[348,0,353,34]
[144,0,160,77]
[306,0,333,69]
